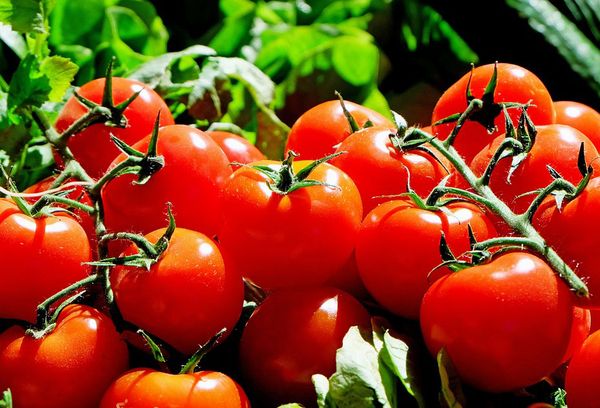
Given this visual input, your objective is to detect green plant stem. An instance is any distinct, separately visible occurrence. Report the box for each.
[180,329,226,374]
[28,194,95,216]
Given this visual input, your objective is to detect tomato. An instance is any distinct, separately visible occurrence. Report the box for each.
[239,286,370,406]
[431,63,555,163]
[420,252,574,392]
[562,307,591,364]
[100,368,250,408]
[330,126,451,214]
[534,177,600,308]
[102,125,232,241]
[206,130,266,168]
[554,101,600,149]
[55,77,175,179]
[111,227,244,355]
[565,330,600,408]
[0,305,129,408]
[285,100,394,160]
[0,198,91,322]
[218,159,362,290]
[356,198,497,319]
[469,124,600,214]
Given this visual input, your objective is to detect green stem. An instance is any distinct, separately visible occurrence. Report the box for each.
[473,236,543,253]
[90,158,141,196]
[180,329,226,374]
[443,99,483,148]
[425,186,494,209]
[479,138,523,186]
[98,232,158,258]
[523,178,578,223]
[56,105,112,148]
[28,195,95,216]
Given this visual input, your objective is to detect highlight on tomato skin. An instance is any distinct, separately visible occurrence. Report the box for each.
[206,130,266,168]
[553,100,600,150]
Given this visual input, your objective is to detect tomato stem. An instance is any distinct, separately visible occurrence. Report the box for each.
[180,328,226,374]
[335,91,361,133]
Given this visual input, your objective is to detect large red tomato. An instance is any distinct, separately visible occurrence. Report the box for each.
[100,369,250,408]
[0,305,129,408]
[0,198,91,322]
[239,286,370,406]
[206,130,265,168]
[565,330,600,408]
[420,252,575,392]
[554,101,600,149]
[431,63,555,163]
[55,77,175,179]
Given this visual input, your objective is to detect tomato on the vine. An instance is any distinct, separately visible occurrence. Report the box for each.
[55,77,175,179]
[239,286,370,407]
[206,130,265,168]
[0,305,129,408]
[554,100,600,149]
[565,329,600,408]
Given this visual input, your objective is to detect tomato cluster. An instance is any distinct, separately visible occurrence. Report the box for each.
[1,62,599,407]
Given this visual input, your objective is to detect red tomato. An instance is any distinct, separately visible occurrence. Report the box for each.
[554,101,600,149]
[111,228,244,355]
[0,305,129,408]
[100,369,250,408]
[562,307,591,364]
[331,126,451,214]
[431,63,555,163]
[218,160,362,290]
[285,100,394,160]
[239,287,370,406]
[469,124,600,214]
[206,130,265,167]
[55,77,175,179]
[102,125,232,240]
[356,199,497,319]
[420,252,574,392]
[0,198,91,322]
[565,330,600,408]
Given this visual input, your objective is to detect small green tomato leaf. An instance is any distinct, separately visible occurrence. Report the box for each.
[0,388,12,408]
[437,348,466,408]
[553,388,567,408]
[137,329,166,364]
[0,0,45,34]
[313,374,336,408]
[39,56,78,102]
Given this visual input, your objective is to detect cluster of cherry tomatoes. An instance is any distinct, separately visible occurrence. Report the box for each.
[0,62,599,407]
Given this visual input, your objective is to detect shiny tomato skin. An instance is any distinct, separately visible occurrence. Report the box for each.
[420,252,574,392]
[100,369,251,408]
[285,100,394,160]
[431,63,555,163]
[331,126,451,214]
[0,198,91,322]
[55,77,175,179]
[565,330,600,408]
[219,160,362,290]
[554,101,600,149]
[0,305,129,408]
[356,199,497,319]
[239,287,370,407]
[206,130,265,168]
[469,124,600,214]
[111,228,244,355]
[102,125,232,240]
[562,307,591,364]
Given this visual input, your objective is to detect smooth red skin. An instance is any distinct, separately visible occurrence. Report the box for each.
[331,127,451,214]
[0,305,129,408]
[0,198,91,322]
[219,160,362,290]
[100,369,250,408]
[239,287,370,407]
[565,330,600,408]
[554,101,600,149]
[534,177,600,308]
[356,199,497,319]
[420,252,574,392]
[55,77,175,179]
[431,63,555,163]
[323,253,368,300]
[562,307,591,364]
[207,131,266,168]
[111,228,243,355]
[285,100,394,160]
[469,124,600,214]
[102,125,232,240]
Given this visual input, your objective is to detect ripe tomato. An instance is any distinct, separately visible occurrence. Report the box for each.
[111,227,244,355]
[239,286,370,406]
[562,307,591,364]
[420,252,575,392]
[565,330,600,408]
[0,305,129,408]
[285,100,394,160]
[55,77,175,179]
[218,159,362,290]
[100,369,250,408]
[469,124,600,214]
[0,198,91,322]
[102,125,232,240]
[431,63,555,163]
[554,101,600,149]
[356,198,497,319]
[206,130,265,168]
[330,126,451,214]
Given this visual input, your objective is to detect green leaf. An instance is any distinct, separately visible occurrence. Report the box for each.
[7,54,50,110]
[49,0,106,46]
[437,348,466,408]
[0,0,45,34]
[277,404,304,408]
[0,22,27,58]
[39,55,78,102]
[506,0,600,97]
[209,1,255,57]
[331,36,378,86]
[313,374,336,408]
[553,388,567,408]
[0,388,12,408]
